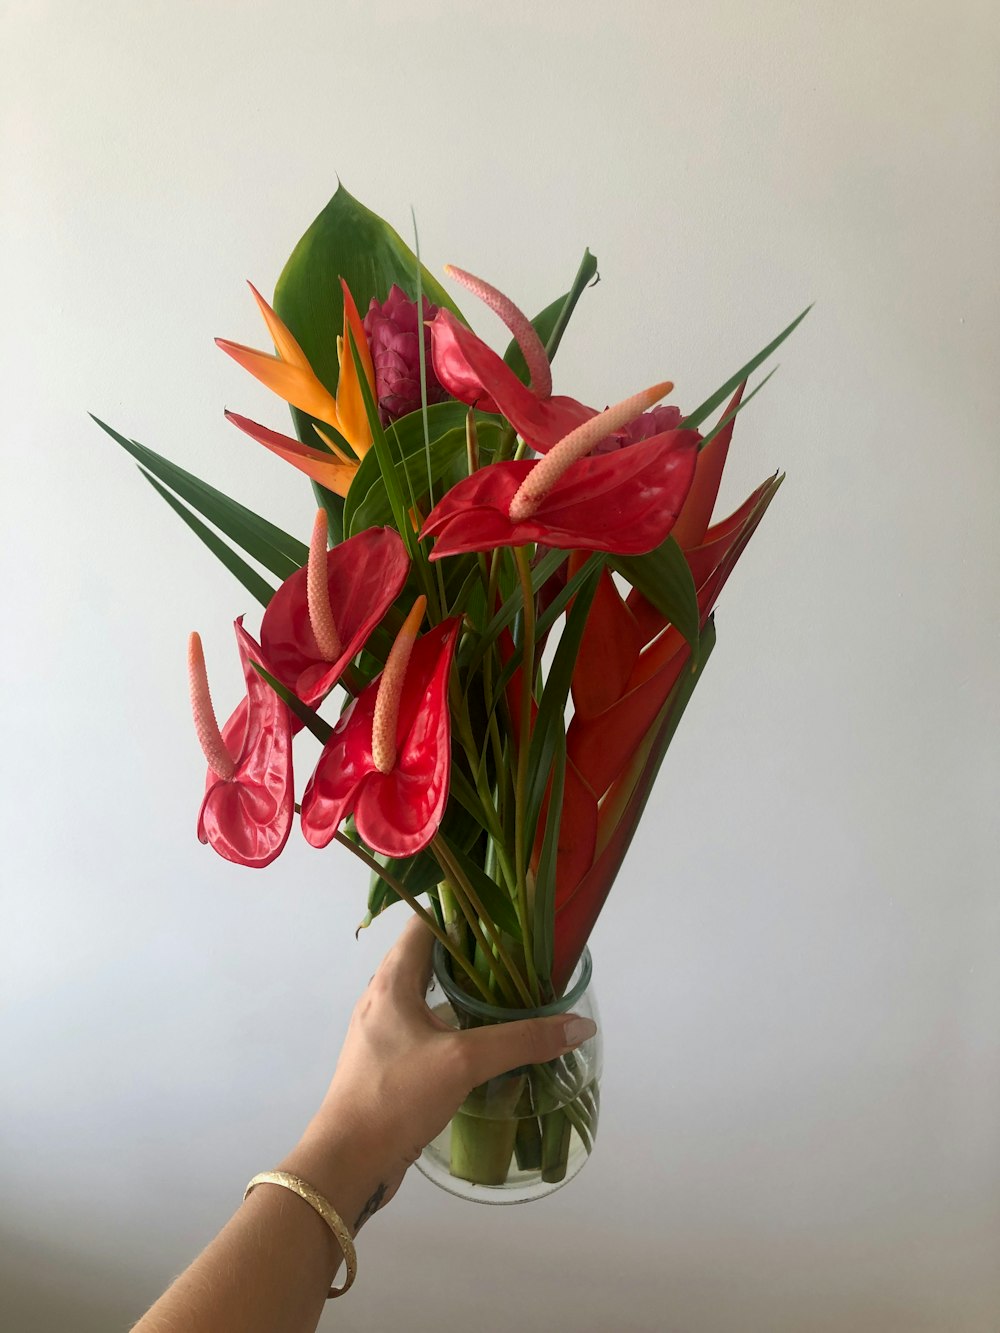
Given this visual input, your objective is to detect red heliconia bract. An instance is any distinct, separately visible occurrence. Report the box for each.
[192,618,294,869]
[300,615,462,859]
[550,384,783,984]
[259,523,410,710]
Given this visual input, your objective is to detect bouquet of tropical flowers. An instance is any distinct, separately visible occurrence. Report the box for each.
[95,184,804,1201]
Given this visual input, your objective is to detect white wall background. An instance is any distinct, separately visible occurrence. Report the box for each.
[3,2,998,1330]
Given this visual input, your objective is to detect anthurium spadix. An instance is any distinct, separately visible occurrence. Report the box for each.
[431,307,593,447]
[259,515,409,709]
[189,619,294,868]
[421,384,700,557]
[300,602,461,858]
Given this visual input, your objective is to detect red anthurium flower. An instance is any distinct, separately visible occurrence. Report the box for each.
[422,384,699,559]
[189,619,294,869]
[432,266,592,449]
[430,307,593,448]
[259,514,409,710]
[300,602,461,859]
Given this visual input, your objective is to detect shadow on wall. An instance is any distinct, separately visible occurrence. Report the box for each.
[0,1225,160,1333]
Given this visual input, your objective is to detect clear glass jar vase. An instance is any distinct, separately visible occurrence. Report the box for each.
[417,943,602,1204]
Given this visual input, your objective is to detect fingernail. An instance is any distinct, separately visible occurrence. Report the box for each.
[562,1015,597,1048]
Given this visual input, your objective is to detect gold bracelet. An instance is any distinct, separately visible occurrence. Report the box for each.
[244,1170,357,1298]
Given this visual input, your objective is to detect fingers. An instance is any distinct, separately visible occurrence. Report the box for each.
[380,912,436,1002]
[456,1012,597,1088]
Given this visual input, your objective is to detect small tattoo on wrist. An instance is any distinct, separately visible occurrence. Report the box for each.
[354,1182,387,1231]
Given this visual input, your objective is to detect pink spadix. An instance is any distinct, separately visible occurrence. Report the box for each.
[508,381,674,521]
[188,631,235,780]
[372,596,426,773]
[444,264,553,399]
[306,509,342,661]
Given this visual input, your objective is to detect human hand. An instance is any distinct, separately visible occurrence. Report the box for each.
[280,914,597,1233]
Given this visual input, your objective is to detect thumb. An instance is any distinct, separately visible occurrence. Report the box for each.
[458,1012,597,1087]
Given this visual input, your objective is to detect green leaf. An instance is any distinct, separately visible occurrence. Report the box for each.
[275,182,464,399]
[447,759,491,826]
[447,844,522,941]
[365,851,440,924]
[462,548,569,679]
[344,402,500,536]
[681,306,811,430]
[272,184,466,540]
[612,537,700,656]
[694,365,777,454]
[503,249,599,382]
[364,800,482,923]
[139,472,276,608]
[91,415,308,579]
[488,553,611,716]
[532,717,566,984]
[249,662,333,743]
[525,559,602,849]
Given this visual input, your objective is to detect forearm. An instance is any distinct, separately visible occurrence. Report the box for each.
[132,1127,391,1333]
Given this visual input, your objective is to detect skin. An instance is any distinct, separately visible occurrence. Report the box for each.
[132,915,597,1333]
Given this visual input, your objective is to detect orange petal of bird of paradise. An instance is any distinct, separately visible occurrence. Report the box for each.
[224,411,358,497]
[216,284,342,430]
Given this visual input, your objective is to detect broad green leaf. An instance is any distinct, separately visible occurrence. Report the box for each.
[92,415,308,579]
[525,560,602,849]
[275,182,464,398]
[682,306,811,430]
[503,249,599,383]
[272,184,466,540]
[344,402,500,536]
[612,537,700,656]
[139,472,276,609]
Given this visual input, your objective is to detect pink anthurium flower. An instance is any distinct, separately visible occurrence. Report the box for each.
[421,383,700,558]
[300,601,461,859]
[188,618,294,869]
[259,514,409,710]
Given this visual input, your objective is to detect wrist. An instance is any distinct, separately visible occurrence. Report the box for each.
[279,1119,394,1237]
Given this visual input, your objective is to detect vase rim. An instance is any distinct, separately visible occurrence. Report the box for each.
[431,942,593,1021]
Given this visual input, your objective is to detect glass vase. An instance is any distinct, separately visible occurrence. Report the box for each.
[417,943,602,1204]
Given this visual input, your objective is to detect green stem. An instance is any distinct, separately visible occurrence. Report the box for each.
[513,545,539,998]
[495,423,518,463]
[432,836,533,1007]
[332,832,494,1005]
[449,678,517,893]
